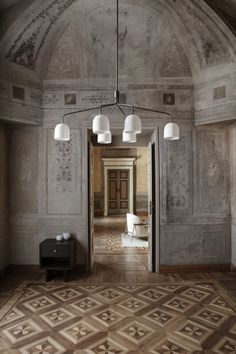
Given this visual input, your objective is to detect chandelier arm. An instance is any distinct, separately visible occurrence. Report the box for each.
[100,103,117,109]
[61,106,101,123]
[107,104,117,118]
[119,103,172,119]
[117,104,126,117]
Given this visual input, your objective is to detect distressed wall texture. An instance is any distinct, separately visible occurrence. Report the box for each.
[160,125,230,265]
[6,109,231,267]
[0,124,8,270]
[0,0,235,269]
[230,123,236,267]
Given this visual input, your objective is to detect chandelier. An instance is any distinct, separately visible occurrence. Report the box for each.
[54,0,179,143]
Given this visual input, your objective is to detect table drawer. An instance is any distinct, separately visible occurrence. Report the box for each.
[40,244,70,257]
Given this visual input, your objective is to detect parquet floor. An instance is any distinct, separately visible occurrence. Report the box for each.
[93,216,148,271]
[0,274,236,353]
[0,215,236,353]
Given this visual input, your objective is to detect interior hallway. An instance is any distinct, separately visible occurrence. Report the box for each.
[93,216,148,271]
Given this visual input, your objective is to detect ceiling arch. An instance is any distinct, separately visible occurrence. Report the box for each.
[0,0,235,83]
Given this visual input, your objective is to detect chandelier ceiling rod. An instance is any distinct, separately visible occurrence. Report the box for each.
[116,0,119,94]
[55,0,180,142]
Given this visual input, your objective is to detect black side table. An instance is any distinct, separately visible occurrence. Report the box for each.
[39,239,76,282]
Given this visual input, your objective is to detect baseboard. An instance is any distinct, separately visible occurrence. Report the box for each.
[3,264,87,275]
[231,263,236,272]
[160,263,231,273]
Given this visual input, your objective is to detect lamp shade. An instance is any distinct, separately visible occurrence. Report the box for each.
[54,123,70,141]
[164,122,179,140]
[93,114,110,134]
[124,114,141,134]
[122,131,137,143]
[97,131,112,144]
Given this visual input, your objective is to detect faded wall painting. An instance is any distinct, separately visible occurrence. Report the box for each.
[160,25,192,77]
[6,0,74,70]
[47,129,82,215]
[198,130,228,214]
[9,129,39,214]
[164,130,193,215]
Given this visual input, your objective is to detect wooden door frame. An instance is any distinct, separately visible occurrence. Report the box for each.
[102,158,135,216]
[87,134,160,273]
[151,129,160,273]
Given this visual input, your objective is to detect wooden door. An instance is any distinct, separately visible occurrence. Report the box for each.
[108,170,129,215]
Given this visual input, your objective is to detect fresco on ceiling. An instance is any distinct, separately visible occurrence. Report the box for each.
[47,21,82,78]
[6,0,74,70]
[48,5,161,80]
[171,0,235,68]
[4,0,236,73]
[160,25,192,77]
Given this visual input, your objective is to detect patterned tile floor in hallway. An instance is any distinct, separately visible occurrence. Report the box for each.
[93,216,148,252]
[93,216,148,271]
[0,279,236,353]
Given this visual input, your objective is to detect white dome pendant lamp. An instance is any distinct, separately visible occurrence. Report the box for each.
[122,131,137,143]
[54,123,70,141]
[92,109,110,134]
[97,131,112,144]
[124,110,141,134]
[164,120,179,140]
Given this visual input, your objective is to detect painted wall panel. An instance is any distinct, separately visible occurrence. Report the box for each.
[164,129,193,215]
[47,129,82,215]
[198,130,228,214]
[9,129,39,214]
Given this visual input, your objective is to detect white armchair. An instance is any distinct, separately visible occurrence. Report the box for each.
[126,213,149,241]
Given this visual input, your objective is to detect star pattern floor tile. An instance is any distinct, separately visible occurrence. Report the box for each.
[0,281,235,352]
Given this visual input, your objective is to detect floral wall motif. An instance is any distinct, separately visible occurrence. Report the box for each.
[18,157,32,192]
[165,131,193,214]
[47,129,81,215]
[47,20,81,78]
[6,0,75,70]
[198,130,228,213]
[55,140,73,193]
[160,25,192,77]
[172,0,235,68]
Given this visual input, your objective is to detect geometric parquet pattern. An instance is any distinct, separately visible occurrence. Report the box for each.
[93,216,148,252]
[0,282,236,353]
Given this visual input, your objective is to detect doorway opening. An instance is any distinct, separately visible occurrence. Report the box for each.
[88,130,159,273]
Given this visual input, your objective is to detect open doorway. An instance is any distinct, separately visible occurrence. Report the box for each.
[88,130,159,272]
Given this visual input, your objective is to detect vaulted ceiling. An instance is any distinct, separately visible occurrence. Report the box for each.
[0,0,235,84]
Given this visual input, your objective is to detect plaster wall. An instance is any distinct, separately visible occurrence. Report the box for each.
[160,125,230,265]
[0,0,235,269]
[0,124,8,270]
[6,85,231,268]
[229,123,236,267]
